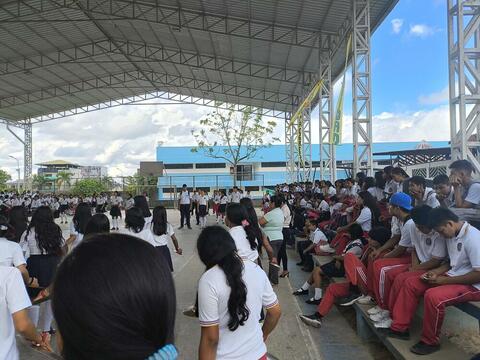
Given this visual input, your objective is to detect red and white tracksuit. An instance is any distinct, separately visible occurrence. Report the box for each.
[390,275,480,345]
[372,254,411,309]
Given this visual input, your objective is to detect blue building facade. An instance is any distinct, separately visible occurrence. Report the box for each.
[156,142,448,199]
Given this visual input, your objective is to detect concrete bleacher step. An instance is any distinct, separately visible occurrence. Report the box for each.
[354,303,471,360]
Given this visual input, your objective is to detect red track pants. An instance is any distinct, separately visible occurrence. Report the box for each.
[391,276,480,345]
[387,270,425,312]
[372,255,411,309]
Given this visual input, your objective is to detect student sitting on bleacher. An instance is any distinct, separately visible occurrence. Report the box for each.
[433,174,455,208]
[449,159,480,208]
[387,208,480,355]
[293,224,365,305]
[409,176,440,208]
[296,219,328,272]
[298,226,391,328]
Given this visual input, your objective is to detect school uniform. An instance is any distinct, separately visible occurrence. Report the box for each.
[297,228,328,270]
[125,198,134,210]
[0,238,26,267]
[356,207,373,232]
[218,196,228,215]
[69,221,84,249]
[0,266,32,360]
[414,187,440,208]
[230,191,242,204]
[391,222,480,346]
[109,196,122,218]
[122,227,155,246]
[179,190,191,228]
[150,223,175,272]
[198,260,278,360]
[229,226,259,262]
[198,195,209,228]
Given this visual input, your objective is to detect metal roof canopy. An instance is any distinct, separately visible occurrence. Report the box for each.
[0,0,398,124]
[373,147,452,167]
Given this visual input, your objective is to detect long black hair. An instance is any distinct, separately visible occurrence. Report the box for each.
[84,214,110,237]
[358,191,381,226]
[125,207,145,233]
[0,215,9,238]
[197,226,249,331]
[134,195,151,218]
[152,206,168,236]
[52,233,176,360]
[28,206,63,255]
[239,198,263,246]
[7,206,28,242]
[73,202,92,235]
[226,203,257,250]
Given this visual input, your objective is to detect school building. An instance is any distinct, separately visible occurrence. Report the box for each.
[156,141,449,199]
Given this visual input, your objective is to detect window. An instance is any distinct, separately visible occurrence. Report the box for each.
[261,162,286,167]
[162,187,175,193]
[236,165,253,181]
[164,163,194,169]
[429,166,447,178]
[412,168,427,178]
[245,186,259,191]
[196,187,211,192]
[195,163,226,169]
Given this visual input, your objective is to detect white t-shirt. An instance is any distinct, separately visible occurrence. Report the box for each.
[180,190,191,205]
[327,186,336,196]
[150,223,174,247]
[356,207,372,232]
[220,196,228,205]
[230,192,241,204]
[317,200,330,213]
[199,195,209,206]
[311,228,328,245]
[69,221,84,249]
[342,239,364,258]
[415,187,440,208]
[464,183,480,206]
[405,223,447,263]
[122,227,155,246]
[229,226,259,261]
[398,219,415,248]
[0,266,32,360]
[198,260,278,360]
[446,222,480,289]
[0,239,26,267]
[281,204,292,228]
[20,228,64,258]
[111,196,122,206]
[391,216,401,236]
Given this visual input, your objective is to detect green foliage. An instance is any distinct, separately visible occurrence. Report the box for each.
[56,171,73,189]
[0,169,12,190]
[190,106,280,169]
[71,179,107,197]
[32,174,48,190]
[124,175,158,195]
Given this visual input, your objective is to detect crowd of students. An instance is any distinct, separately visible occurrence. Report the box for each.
[276,161,480,356]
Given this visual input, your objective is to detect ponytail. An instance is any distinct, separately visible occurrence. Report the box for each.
[218,252,250,331]
[226,203,258,250]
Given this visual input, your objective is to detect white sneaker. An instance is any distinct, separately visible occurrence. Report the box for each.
[357,295,375,305]
[370,310,390,322]
[367,305,382,315]
[373,318,392,329]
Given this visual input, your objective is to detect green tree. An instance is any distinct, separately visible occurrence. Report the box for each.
[0,169,12,190]
[191,106,279,185]
[32,174,48,191]
[56,171,73,191]
[124,174,157,195]
[71,179,107,197]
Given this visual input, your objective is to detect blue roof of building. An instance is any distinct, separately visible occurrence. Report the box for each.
[157,142,449,164]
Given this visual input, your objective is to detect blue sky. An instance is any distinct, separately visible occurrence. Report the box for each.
[1,0,451,177]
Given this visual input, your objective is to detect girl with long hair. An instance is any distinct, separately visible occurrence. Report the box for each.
[84,214,111,237]
[150,206,183,272]
[337,191,380,233]
[20,206,64,346]
[109,191,123,230]
[134,195,152,226]
[52,233,177,360]
[66,202,92,249]
[124,207,154,244]
[225,203,259,262]
[197,226,281,360]
[7,205,28,243]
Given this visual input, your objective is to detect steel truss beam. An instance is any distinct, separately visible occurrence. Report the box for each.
[319,50,336,182]
[448,0,480,171]
[300,106,312,182]
[352,0,373,176]
[0,69,295,116]
[0,39,316,87]
[0,0,328,49]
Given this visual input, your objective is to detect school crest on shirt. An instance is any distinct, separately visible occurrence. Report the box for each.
[457,242,463,252]
[426,238,432,246]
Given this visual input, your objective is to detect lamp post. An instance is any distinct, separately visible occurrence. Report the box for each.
[8,155,20,193]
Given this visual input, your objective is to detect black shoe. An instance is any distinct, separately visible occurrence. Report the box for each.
[386,329,410,341]
[188,226,192,229]
[296,262,304,266]
[178,226,184,230]
[111,228,116,231]
[292,289,308,296]
[306,298,321,305]
[299,313,322,328]
[339,292,362,307]
[410,341,440,355]
[196,223,200,225]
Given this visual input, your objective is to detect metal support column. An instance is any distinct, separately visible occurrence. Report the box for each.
[285,113,296,183]
[448,0,480,171]
[301,106,312,182]
[319,49,336,182]
[24,122,32,190]
[352,0,373,176]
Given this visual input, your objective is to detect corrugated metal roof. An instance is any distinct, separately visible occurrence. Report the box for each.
[0,0,398,122]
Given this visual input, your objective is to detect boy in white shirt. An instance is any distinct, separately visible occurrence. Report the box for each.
[449,159,480,208]
[408,176,440,208]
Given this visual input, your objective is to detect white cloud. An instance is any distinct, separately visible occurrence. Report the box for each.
[418,86,449,105]
[391,19,404,34]
[409,24,436,38]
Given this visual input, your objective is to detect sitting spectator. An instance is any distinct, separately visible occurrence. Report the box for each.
[391,167,411,195]
[296,220,327,272]
[433,174,454,208]
[408,176,440,208]
[337,191,380,233]
[449,159,480,208]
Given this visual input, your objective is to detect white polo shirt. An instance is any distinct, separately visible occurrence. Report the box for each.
[150,223,174,247]
[464,183,480,206]
[122,227,155,246]
[229,226,259,261]
[0,266,32,360]
[230,192,241,204]
[416,187,440,208]
[398,219,414,248]
[447,222,480,289]
[198,260,278,360]
[179,190,191,205]
[406,224,447,263]
[69,221,84,249]
[356,207,372,232]
[311,228,328,245]
[0,239,26,268]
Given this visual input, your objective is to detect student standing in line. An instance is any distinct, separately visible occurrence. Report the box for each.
[109,191,123,230]
[66,203,92,250]
[59,196,69,224]
[178,184,192,230]
[125,193,135,210]
[150,206,182,272]
[52,234,178,360]
[134,195,152,228]
[217,191,228,223]
[197,226,281,360]
[278,196,292,278]
[84,214,111,236]
[198,190,209,229]
[123,207,155,245]
[7,206,28,243]
[225,203,259,262]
